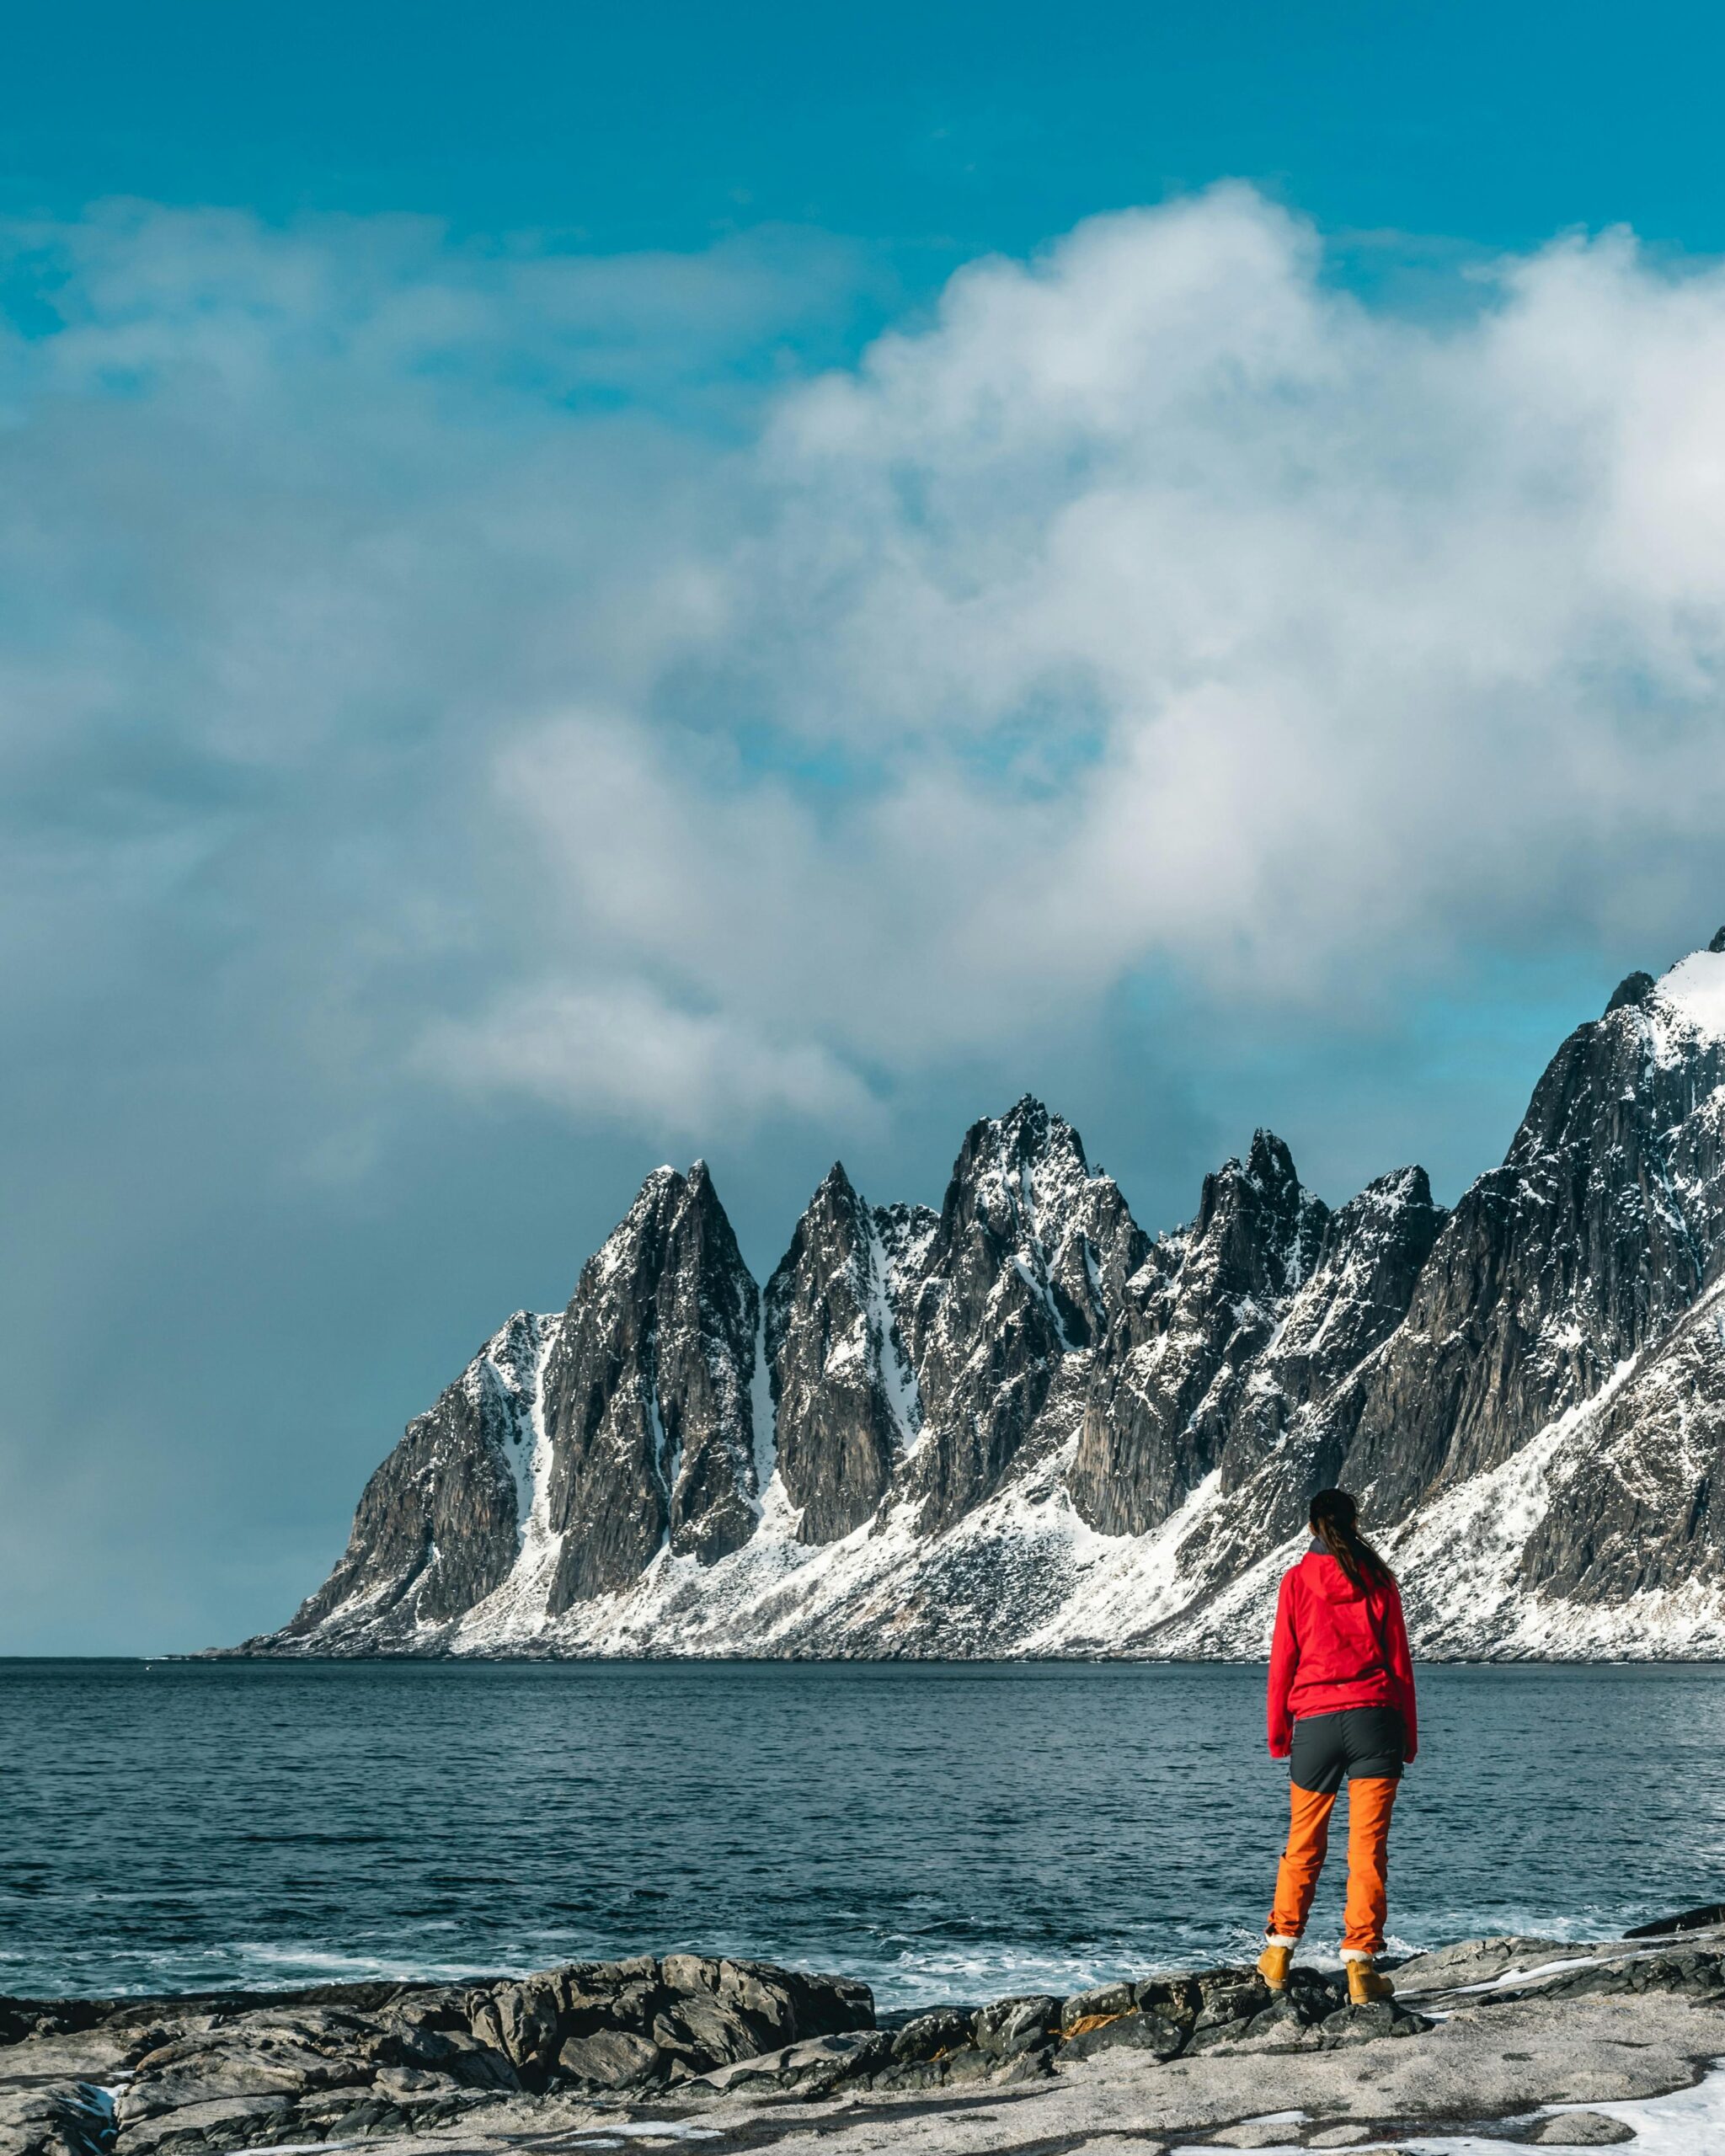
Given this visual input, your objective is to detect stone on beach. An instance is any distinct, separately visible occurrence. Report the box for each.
[1062,2009,1188,2062]
[1525,2115,1637,2145]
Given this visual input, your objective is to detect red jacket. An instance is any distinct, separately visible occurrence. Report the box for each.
[1267,1549,1418,1762]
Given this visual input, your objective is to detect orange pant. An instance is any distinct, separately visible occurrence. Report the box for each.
[1267,1775,1397,1955]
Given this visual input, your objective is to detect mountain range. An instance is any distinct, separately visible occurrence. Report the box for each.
[235,932,1725,1660]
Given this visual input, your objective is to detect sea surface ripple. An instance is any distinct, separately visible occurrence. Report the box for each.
[3,1659,1721,2007]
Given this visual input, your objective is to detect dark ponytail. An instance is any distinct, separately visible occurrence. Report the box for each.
[1309,1487,1393,1590]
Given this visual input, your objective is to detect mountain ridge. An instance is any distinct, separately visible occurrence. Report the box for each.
[232,936,1725,1661]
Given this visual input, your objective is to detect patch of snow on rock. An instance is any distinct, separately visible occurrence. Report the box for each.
[1656,947,1725,1042]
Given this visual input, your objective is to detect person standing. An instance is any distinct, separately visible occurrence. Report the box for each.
[1257,1488,1418,2005]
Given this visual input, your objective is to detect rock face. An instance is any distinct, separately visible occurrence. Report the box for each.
[1070,1130,1333,1538]
[764,1164,919,1546]
[899,1098,1147,1535]
[240,936,1725,1661]
[541,1162,762,1609]
[273,1311,554,1645]
[1338,969,1725,1521]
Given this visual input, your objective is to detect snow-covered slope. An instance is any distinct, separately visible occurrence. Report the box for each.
[240,935,1725,1661]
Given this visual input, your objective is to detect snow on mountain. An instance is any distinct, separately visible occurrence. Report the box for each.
[237,933,1725,1662]
[1655,937,1725,1043]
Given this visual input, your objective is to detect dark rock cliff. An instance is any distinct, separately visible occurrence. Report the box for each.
[765,1163,916,1545]
[244,935,1725,1660]
[1071,1130,1332,1537]
[271,1310,553,1648]
[1338,977,1725,1521]
[899,1097,1146,1534]
[543,1162,761,1610]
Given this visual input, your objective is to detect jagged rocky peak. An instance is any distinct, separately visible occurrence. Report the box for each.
[1286,1166,1448,1366]
[1510,937,1725,1319]
[900,1097,1146,1532]
[474,1306,553,1399]
[1138,1161,1453,1596]
[873,1196,939,1283]
[1209,1165,1449,1502]
[1339,935,1725,1520]
[1648,937,1725,1049]
[1070,1129,1330,1538]
[462,1309,561,1524]
[1605,933,1724,1021]
[766,1161,920,1546]
[936,1095,1146,1342]
[244,924,1725,1665]
[1188,1129,1328,1308]
[943,1094,1090,1235]
[270,1309,557,1649]
[1604,970,1655,1015]
[542,1159,762,1613]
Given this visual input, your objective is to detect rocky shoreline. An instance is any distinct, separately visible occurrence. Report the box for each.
[4,1916,1723,2156]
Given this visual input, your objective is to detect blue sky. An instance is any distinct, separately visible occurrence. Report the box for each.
[12,2,1725,267]
[4,3,1725,1653]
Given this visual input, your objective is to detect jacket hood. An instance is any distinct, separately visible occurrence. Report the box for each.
[1299,1547,1368,1604]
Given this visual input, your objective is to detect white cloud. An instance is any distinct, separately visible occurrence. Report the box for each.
[7,186,1725,1139]
[419,979,878,1135]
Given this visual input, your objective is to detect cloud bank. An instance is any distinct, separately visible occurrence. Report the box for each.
[11,183,1725,1652]
[6,185,1725,1150]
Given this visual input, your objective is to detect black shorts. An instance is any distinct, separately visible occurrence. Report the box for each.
[1290,1705,1405,1796]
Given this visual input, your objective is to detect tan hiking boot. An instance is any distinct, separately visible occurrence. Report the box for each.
[1257,1943,1293,1990]
[1346,1957,1395,2005]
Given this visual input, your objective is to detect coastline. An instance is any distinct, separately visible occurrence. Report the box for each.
[2,1650,1719,1673]
[6,1921,1722,2156]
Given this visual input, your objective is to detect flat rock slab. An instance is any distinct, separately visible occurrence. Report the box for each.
[1392,1939,1579,1996]
[214,1988,1722,2156]
[1394,1922,1725,2006]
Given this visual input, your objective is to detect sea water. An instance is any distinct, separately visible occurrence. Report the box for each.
[3,1658,1721,2007]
